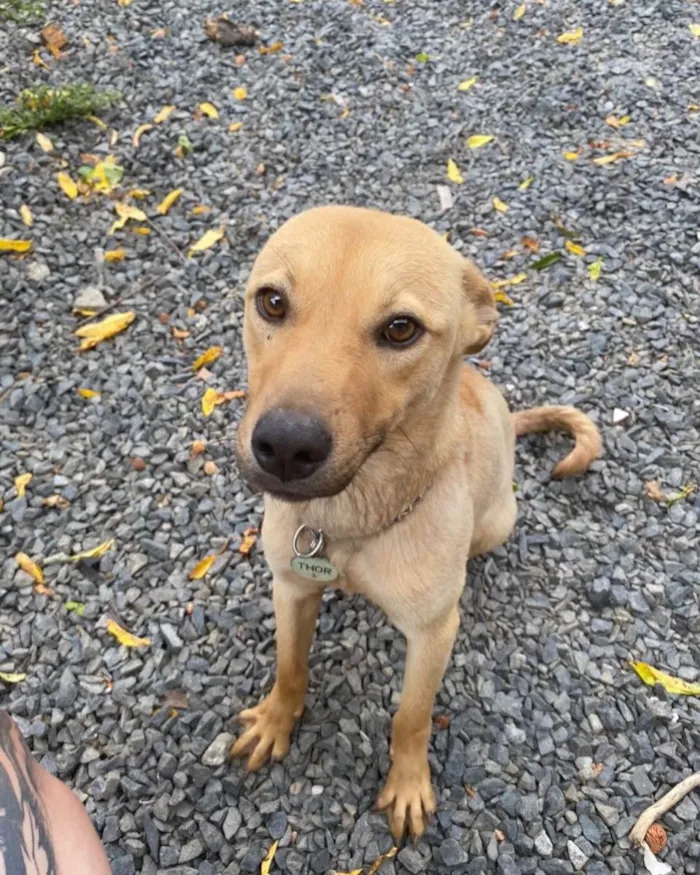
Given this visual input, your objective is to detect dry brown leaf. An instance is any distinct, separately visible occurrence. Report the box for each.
[434,714,451,730]
[238,527,258,555]
[41,23,68,57]
[15,552,44,585]
[132,123,153,148]
[15,472,32,497]
[259,40,284,54]
[106,619,151,648]
[646,824,667,855]
[645,481,666,502]
[521,236,540,252]
[74,312,135,351]
[156,188,184,215]
[189,553,217,580]
[193,346,223,370]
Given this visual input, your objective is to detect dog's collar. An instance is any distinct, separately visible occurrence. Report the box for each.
[290,490,427,582]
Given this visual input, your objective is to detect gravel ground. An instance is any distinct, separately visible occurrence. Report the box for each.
[2,0,700,873]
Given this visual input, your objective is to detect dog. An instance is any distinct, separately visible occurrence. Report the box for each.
[231,205,601,839]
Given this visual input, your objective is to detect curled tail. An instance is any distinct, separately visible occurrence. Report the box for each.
[513,405,602,480]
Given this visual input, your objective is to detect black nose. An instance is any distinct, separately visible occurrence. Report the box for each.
[251,408,332,482]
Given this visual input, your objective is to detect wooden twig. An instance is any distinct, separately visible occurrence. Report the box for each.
[629,771,700,846]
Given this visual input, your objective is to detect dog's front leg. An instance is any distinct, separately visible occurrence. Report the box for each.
[377,606,460,840]
[231,576,322,771]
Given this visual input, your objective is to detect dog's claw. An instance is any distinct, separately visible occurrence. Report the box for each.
[230,692,297,771]
[377,757,436,840]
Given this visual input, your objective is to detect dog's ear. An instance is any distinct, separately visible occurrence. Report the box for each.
[460,258,498,355]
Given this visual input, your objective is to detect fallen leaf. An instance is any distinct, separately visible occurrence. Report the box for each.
[104,248,126,262]
[470,228,489,237]
[521,236,540,252]
[32,48,50,68]
[154,104,175,124]
[36,132,54,152]
[191,440,207,456]
[172,327,190,340]
[131,226,150,235]
[42,495,70,509]
[188,226,225,256]
[261,841,279,875]
[71,539,114,562]
[194,346,223,370]
[15,472,32,497]
[0,239,32,254]
[645,480,666,502]
[75,312,135,351]
[446,158,464,184]
[519,175,534,191]
[588,258,603,280]
[228,120,244,133]
[663,174,678,185]
[689,104,700,113]
[198,101,219,119]
[34,582,54,596]
[605,114,630,128]
[192,204,211,215]
[65,600,85,615]
[690,23,700,37]
[367,847,398,875]
[642,842,672,875]
[627,350,640,366]
[645,824,667,855]
[152,27,169,38]
[175,132,193,158]
[467,134,494,149]
[492,196,509,213]
[57,172,78,200]
[492,273,527,289]
[78,155,124,193]
[106,619,151,648]
[457,75,478,91]
[666,484,697,507]
[233,86,248,100]
[132,122,153,148]
[156,188,184,215]
[593,151,634,165]
[15,553,44,585]
[77,387,101,398]
[189,553,217,580]
[493,290,514,306]
[563,150,580,161]
[109,202,147,234]
[162,690,190,710]
[564,240,586,257]
[41,23,67,58]
[514,3,526,20]
[201,387,219,416]
[128,188,151,199]
[259,40,284,54]
[557,26,583,44]
[19,205,33,227]
[238,527,258,555]
[218,390,246,401]
[531,252,562,270]
[434,714,451,730]
[630,660,700,696]
[0,672,26,684]
[87,114,107,129]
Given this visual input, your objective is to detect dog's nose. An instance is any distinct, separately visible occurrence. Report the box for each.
[251,408,332,482]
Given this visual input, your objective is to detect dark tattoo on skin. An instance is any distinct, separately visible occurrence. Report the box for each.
[0,711,57,875]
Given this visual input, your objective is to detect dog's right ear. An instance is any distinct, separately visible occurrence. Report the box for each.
[460,259,498,355]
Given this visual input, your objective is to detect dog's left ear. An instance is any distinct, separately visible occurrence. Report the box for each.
[460,258,498,355]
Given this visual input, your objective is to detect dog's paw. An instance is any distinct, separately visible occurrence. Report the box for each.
[230,692,298,771]
[376,757,436,840]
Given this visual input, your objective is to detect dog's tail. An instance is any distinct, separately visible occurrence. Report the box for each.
[513,406,602,480]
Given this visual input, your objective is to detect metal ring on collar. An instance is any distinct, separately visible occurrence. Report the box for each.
[292,524,325,559]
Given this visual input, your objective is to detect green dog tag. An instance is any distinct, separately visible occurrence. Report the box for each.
[290,555,339,582]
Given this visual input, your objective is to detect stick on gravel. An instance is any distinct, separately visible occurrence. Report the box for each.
[630,772,700,846]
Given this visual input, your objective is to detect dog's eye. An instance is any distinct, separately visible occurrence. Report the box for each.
[381,316,423,347]
[256,287,287,322]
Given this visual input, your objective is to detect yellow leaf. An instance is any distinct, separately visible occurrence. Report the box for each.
[261,841,279,875]
[188,226,225,256]
[189,553,217,580]
[593,150,634,165]
[238,527,258,556]
[70,538,115,561]
[128,188,151,199]
[630,660,700,696]
[86,114,107,129]
[156,188,184,215]
[563,151,580,161]
[15,552,44,584]
[132,122,153,148]
[0,238,32,254]
[494,290,514,306]
[104,248,126,262]
[131,226,151,235]
[201,387,219,416]
[513,3,526,20]
[367,847,398,875]
[193,346,223,370]
[233,86,248,101]
[0,672,26,684]
[74,311,136,351]
[588,258,603,280]
[564,240,586,257]
[605,114,630,128]
[259,40,284,54]
[109,202,148,234]
[199,101,219,119]
[228,121,244,133]
[689,23,700,37]
[154,104,175,124]
[467,134,494,149]
[519,175,534,191]
[19,205,33,227]
[492,273,527,289]
[457,75,478,91]
[492,196,509,213]
[77,387,101,398]
[556,26,583,44]
[57,172,78,200]
[36,132,54,152]
[32,47,50,68]
[15,473,32,497]
[446,158,463,184]
[689,104,700,113]
[192,204,210,215]
[106,618,151,648]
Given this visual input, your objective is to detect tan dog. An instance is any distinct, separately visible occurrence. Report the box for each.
[232,205,601,839]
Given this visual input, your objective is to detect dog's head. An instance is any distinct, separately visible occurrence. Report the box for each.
[235,206,497,501]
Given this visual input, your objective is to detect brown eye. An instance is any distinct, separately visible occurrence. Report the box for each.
[256,287,287,322]
[381,316,422,347]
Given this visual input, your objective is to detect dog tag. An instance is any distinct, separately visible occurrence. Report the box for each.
[290,555,339,582]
